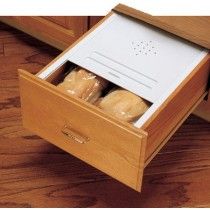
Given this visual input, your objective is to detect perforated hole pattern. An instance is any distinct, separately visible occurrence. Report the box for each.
[132,41,157,56]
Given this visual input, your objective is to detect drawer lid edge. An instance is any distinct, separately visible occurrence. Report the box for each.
[113,4,210,49]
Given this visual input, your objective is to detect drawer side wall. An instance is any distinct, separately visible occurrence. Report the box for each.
[143,55,210,163]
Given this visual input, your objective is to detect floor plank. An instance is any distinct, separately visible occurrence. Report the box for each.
[0,21,210,208]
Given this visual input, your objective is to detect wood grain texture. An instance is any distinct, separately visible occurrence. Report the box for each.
[1,21,210,207]
[143,55,210,162]
[114,4,210,49]
[88,16,103,28]
[42,16,89,37]
[43,17,72,29]
[0,16,103,51]
[0,16,88,50]
[19,69,147,191]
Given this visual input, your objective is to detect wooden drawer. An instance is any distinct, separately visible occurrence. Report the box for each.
[18,8,210,192]
[19,69,147,191]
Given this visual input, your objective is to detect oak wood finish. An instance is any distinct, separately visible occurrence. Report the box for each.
[43,17,74,29]
[17,13,210,191]
[88,16,103,28]
[0,16,88,50]
[143,55,210,161]
[1,21,210,208]
[19,69,147,191]
[144,92,208,166]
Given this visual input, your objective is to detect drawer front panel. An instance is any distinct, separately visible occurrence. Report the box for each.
[19,70,147,191]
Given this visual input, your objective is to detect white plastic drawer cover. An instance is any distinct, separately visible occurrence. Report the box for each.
[66,13,207,103]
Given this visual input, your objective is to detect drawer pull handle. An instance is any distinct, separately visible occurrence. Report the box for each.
[61,125,89,144]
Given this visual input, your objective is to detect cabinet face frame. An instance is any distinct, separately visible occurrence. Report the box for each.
[0,16,89,50]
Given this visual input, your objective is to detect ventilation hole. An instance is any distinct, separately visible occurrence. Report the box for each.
[132,40,157,56]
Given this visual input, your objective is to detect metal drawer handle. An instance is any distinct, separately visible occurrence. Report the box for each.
[61,125,89,144]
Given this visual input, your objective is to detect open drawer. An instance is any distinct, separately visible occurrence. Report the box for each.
[18,5,210,192]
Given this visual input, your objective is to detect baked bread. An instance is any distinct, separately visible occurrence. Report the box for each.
[98,89,150,122]
[57,68,108,103]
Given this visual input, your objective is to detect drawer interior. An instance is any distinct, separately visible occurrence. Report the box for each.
[42,60,153,125]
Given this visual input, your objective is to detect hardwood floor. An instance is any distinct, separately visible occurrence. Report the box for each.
[0,22,210,208]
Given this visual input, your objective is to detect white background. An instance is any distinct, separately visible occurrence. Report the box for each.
[0,0,209,15]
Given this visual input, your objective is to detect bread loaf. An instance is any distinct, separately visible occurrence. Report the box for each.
[98,89,150,122]
[57,68,108,103]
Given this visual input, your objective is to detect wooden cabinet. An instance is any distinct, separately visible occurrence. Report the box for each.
[0,16,102,50]
[18,8,210,191]
[1,12,209,191]
[18,55,209,191]
[43,16,78,29]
